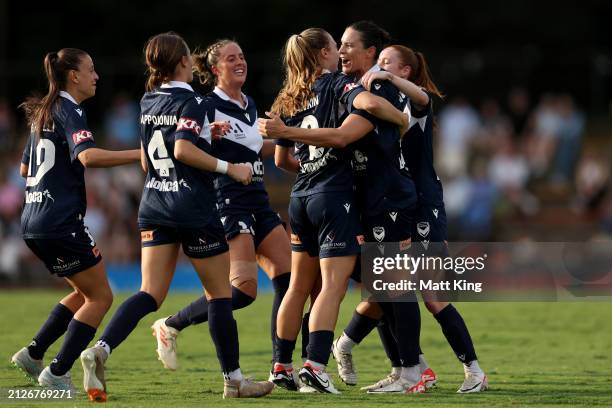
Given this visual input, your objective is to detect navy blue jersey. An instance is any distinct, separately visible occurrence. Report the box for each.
[402,95,444,206]
[346,70,418,215]
[137,82,218,228]
[277,71,363,197]
[21,93,96,238]
[207,88,268,210]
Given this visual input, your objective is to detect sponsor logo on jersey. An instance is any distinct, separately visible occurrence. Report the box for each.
[141,230,154,242]
[24,189,54,204]
[145,177,191,192]
[72,130,94,145]
[373,226,385,242]
[432,209,439,219]
[305,95,320,110]
[344,203,351,213]
[343,83,359,93]
[235,159,264,182]
[300,149,337,174]
[195,96,203,105]
[417,222,430,238]
[177,117,202,135]
[75,108,83,116]
[374,83,381,91]
[389,212,398,222]
[140,114,177,126]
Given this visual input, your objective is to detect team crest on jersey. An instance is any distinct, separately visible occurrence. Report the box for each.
[389,212,398,222]
[72,130,93,145]
[177,117,201,135]
[373,226,385,242]
[432,209,439,219]
[417,222,430,238]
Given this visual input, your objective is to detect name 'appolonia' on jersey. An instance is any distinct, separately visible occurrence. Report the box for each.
[277,71,365,197]
[137,82,218,228]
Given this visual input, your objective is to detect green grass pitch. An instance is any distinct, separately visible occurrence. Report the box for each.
[1,290,611,407]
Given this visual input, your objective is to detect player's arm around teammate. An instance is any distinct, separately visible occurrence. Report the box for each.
[154,40,293,373]
[79,32,271,401]
[11,48,139,393]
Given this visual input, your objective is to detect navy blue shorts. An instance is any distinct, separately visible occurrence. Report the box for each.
[362,208,414,244]
[217,201,283,249]
[289,191,362,259]
[140,219,228,259]
[24,225,102,278]
[413,204,448,248]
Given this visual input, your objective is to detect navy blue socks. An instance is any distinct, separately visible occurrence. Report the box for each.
[208,298,240,373]
[434,304,477,363]
[98,291,158,352]
[50,319,96,376]
[28,303,74,360]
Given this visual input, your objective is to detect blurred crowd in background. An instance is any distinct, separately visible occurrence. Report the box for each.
[0,87,610,284]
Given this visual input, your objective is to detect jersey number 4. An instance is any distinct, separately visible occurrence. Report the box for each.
[148,130,175,177]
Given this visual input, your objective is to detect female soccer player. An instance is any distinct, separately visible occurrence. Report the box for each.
[334,44,488,394]
[79,32,273,401]
[259,27,409,394]
[260,21,426,394]
[149,39,293,372]
[11,48,140,391]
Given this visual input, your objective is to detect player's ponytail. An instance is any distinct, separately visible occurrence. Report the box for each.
[20,48,88,137]
[389,45,444,99]
[144,32,190,91]
[271,28,329,118]
[193,39,234,89]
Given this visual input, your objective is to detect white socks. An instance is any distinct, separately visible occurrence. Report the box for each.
[305,359,325,371]
[336,333,357,354]
[400,366,421,384]
[225,368,243,381]
[464,359,483,375]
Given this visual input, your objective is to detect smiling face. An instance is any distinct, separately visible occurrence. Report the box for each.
[213,42,247,89]
[71,54,99,100]
[339,27,375,79]
[377,47,411,79]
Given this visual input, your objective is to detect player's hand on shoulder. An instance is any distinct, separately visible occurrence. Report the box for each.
[362,71,392,91]
[257,111,286,138]
[228,162,253,185]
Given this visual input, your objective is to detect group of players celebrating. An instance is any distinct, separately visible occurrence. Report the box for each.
[10,20,487,401]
